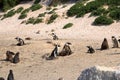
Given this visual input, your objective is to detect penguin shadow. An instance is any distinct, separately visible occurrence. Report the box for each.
[111,47,120,49]
[10,42,30,46]
[96,48,101,50]
[0,59,7,62]
[46,40,53,44]
[42,53,58,60]
[85,52,94,54]
[108,52,120,55]
[95,48,110,51]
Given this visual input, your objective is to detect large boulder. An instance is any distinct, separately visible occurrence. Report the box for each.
[78,66,120,80]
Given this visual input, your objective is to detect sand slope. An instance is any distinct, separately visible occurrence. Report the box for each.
[0,3,120,80]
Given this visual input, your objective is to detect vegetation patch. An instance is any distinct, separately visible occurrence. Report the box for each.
[2,9,16,19]
[26,17,35,24]
[47,13,58,24]
[67,2,84,17]
[67,0,120,25]
[109,8,120,21]
[38,13,46,17]
[18,13,27,19]
[34,0,41,4]
[2,0,18,12]
[63,23,73,29]
[93,16,114,25]
[21,8,30,14]
[30,4,42,11]
[33,18,42,24]
[0,0,33,12]
[90,7,106,17]
[16,7,24,13]
[26,17,43,25]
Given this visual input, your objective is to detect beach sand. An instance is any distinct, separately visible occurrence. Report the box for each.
[0,3,120,80]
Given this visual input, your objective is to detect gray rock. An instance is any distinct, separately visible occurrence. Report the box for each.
[78,66,120,80]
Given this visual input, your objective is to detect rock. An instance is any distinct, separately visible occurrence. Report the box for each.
[77,66,120,80]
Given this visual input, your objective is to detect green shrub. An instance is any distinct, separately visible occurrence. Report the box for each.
[109,8,120,20]
[93,16,114,25]
[34,0,41,4]
[26,17,42,25]
[67,2,84,16]
[21,8,30,14]
[108,6,118,11]
[76,10,86,17]
[67,0,103,17]
[90,8,106,16]
[3,0,17,12]
[33,18,42,24]
[18,13,27,19]
[1,0,32,12]
[66,0,119,25]
[96,0,120,6]
[38,13,45,17]
[63,23,73,29]
[30,4,42,11]
[47,13,58,24]
[3,0,11,12]
[16,7,24,13]
[26,17,35,24]
[85,1,102,12]
[3,9,16,19]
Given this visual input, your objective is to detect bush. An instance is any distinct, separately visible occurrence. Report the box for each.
[38,13,45,17]
[96,0,120,6]
[63,23,73,29]
[108,6,118,11]
[76,9,86,17]
[26,17,35,24]
[3,9,16,19]
[18,13,27,19]
[47,13,58,24]
[26,17,42,25]
[90,8,106,16]
[30,4,42,11]
[3,0,11,12]
[67,0,103,17]
[21,8,30,14]
[34,0,41,4]
[67,2,84,16]
[1,0,32,12]
[3,0,17,12]
[66,0,119,25]
[93,16,114,25]
[109,8,120,20]
[16,7,24,13]
[33,18,42,24]
[85,1,102,12]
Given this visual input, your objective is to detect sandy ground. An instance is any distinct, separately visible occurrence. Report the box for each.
[0,2,120,80]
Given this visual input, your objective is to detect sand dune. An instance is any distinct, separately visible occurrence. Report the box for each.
[0,3,120,80]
